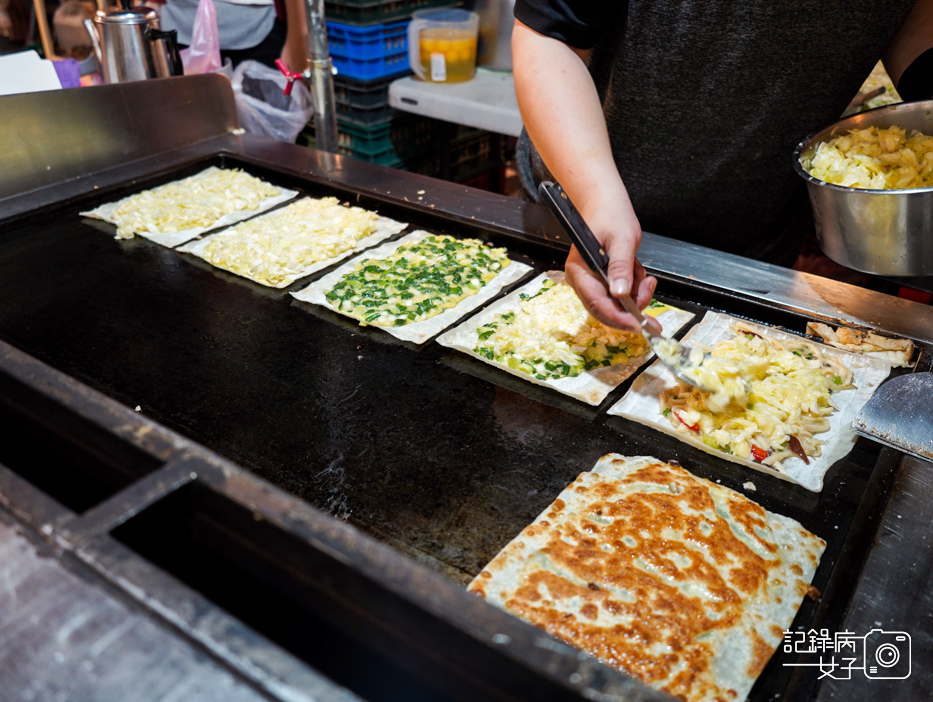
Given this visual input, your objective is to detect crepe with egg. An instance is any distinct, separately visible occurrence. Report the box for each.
[436,271,693,405]
[806,322,914,368]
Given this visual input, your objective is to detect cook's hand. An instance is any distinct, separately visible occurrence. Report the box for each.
[564,216,659,335]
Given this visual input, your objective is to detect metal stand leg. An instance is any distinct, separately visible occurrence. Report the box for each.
[304,0,337,153]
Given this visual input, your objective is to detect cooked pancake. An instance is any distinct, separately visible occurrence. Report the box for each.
[468,455,825,702]
[806,322,913,368]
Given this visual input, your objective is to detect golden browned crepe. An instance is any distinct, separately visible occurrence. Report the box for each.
[468,455,825,702]
[806,322,913,368]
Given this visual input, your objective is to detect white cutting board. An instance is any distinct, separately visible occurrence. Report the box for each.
[0,50,63,97]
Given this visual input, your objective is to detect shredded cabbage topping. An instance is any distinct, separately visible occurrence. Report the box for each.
[199,197,381,286]
[659,325,854,469]
[110,168,281,239]
[473,280,651,380]
[805,125,933,189]
[325,234,510,327]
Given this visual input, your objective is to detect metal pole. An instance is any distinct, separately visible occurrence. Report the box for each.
[31,0,59,60]
[305,0,338,154]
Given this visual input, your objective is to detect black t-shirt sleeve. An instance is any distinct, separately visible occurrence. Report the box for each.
[514,0,614,50]
[897,46,933,101]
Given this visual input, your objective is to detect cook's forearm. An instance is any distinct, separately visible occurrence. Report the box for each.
[512,20,654,329]
[512,21,629,220]
[883,0,933,96]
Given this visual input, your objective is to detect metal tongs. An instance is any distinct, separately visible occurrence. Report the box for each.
[538,181,719,393]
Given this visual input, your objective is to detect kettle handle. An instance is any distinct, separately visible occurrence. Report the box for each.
[147,27,184,76]
[83,18,103,66]
[407,18,429,80]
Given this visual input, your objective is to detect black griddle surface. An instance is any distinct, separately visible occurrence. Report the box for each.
[1,156,927,700]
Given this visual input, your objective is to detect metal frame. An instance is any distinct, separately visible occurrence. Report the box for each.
[304,0,338,153]
[2,76,932,701]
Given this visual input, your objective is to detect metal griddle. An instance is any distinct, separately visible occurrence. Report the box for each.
[2,76,932,702]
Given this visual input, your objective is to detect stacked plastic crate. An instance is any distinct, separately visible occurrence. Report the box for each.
[300,0,503,189]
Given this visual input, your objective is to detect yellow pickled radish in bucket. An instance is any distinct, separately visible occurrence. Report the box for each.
[408,8,479,83]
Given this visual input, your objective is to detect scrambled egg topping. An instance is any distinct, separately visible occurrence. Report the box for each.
[325,234,509,327]
[659,325,854,469]
[200,197,380,287]
[111,168,281,239]
[473,280,651,380]
[653,337,748,412]
[805,125,933,189]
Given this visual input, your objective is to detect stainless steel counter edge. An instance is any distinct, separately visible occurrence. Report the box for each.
[229,136,933,345]
[5,131,930,346]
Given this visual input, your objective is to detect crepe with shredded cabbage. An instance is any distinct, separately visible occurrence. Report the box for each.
[658,324,854,469]
[609,312,893,491]
[177,196,408,288]
[81,167,298,247]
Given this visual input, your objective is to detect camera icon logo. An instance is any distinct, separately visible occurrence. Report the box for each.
[863,629,911,679]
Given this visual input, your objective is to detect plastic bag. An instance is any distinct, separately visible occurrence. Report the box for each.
[180,0,222,75]
[231,60,314,143]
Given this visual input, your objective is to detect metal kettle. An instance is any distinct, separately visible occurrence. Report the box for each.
[84,2,183,84]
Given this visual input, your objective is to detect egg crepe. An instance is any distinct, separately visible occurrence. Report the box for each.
[436,271,694,406]
[468,454,825,702]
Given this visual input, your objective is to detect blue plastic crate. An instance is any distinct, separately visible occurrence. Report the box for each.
[328,19,410,80]
[325,0,456,26]
[328,20,408,60]
[332,53,410,80]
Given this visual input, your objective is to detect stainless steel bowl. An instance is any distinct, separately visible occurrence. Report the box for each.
[793,100,933,276]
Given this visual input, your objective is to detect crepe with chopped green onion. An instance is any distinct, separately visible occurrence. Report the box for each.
[291,230,531,344]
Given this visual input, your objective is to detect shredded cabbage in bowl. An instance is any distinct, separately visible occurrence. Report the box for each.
[805,125,933,189]
[659,325,854,469]
[200,197,381,287]
[111,168,282,239]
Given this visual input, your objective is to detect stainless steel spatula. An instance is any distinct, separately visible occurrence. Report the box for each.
[852,371,933,463]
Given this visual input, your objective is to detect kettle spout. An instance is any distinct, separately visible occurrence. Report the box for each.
[83,18,103,64]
